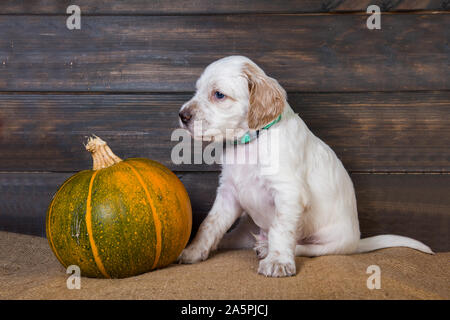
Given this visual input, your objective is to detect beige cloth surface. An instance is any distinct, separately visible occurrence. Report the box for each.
[0,231,448,300]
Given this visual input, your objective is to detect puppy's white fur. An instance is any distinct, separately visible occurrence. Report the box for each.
[178,56,433,277]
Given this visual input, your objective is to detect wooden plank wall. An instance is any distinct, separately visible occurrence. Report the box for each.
[0,1,449,251]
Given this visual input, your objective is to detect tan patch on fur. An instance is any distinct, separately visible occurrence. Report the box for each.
[187,101,198,112]
[243,63,286,130]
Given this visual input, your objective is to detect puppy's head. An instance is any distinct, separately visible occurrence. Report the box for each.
[179,56,286,141]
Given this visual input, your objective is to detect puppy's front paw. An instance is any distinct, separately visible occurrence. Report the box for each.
[177,245,210,264]
[258,254,296,277]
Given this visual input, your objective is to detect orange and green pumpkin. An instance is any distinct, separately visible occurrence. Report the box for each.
[46,136,192,278]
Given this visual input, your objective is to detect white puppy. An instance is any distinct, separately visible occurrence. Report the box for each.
[177,56,433,277]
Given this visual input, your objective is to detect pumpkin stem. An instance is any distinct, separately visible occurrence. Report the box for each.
[85,135,122,170]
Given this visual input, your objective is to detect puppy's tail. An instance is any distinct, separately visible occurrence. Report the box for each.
[356,235,434,254]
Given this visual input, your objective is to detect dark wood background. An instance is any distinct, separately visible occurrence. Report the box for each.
[0,1,449,251]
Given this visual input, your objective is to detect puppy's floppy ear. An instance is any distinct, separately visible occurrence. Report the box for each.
[243,62,287,130]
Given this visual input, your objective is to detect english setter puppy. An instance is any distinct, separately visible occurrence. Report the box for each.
[177,56,432,277]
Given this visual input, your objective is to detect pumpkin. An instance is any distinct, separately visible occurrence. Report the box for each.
[46,136,192,278]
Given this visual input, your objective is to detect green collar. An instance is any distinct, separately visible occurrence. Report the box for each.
[235,114,282,145]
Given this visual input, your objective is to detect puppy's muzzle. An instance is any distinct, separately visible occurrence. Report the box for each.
[179,108,192,125]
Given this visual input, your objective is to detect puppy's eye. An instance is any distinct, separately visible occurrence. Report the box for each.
[214,91,226,100]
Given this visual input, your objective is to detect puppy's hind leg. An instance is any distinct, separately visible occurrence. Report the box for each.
[218,214,269,259]
[295,226,359,257]
[219,213,259,249]
[295,243,354,257]
[252,230,269,259]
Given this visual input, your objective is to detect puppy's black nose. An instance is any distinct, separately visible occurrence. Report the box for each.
[179,109,192,124]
